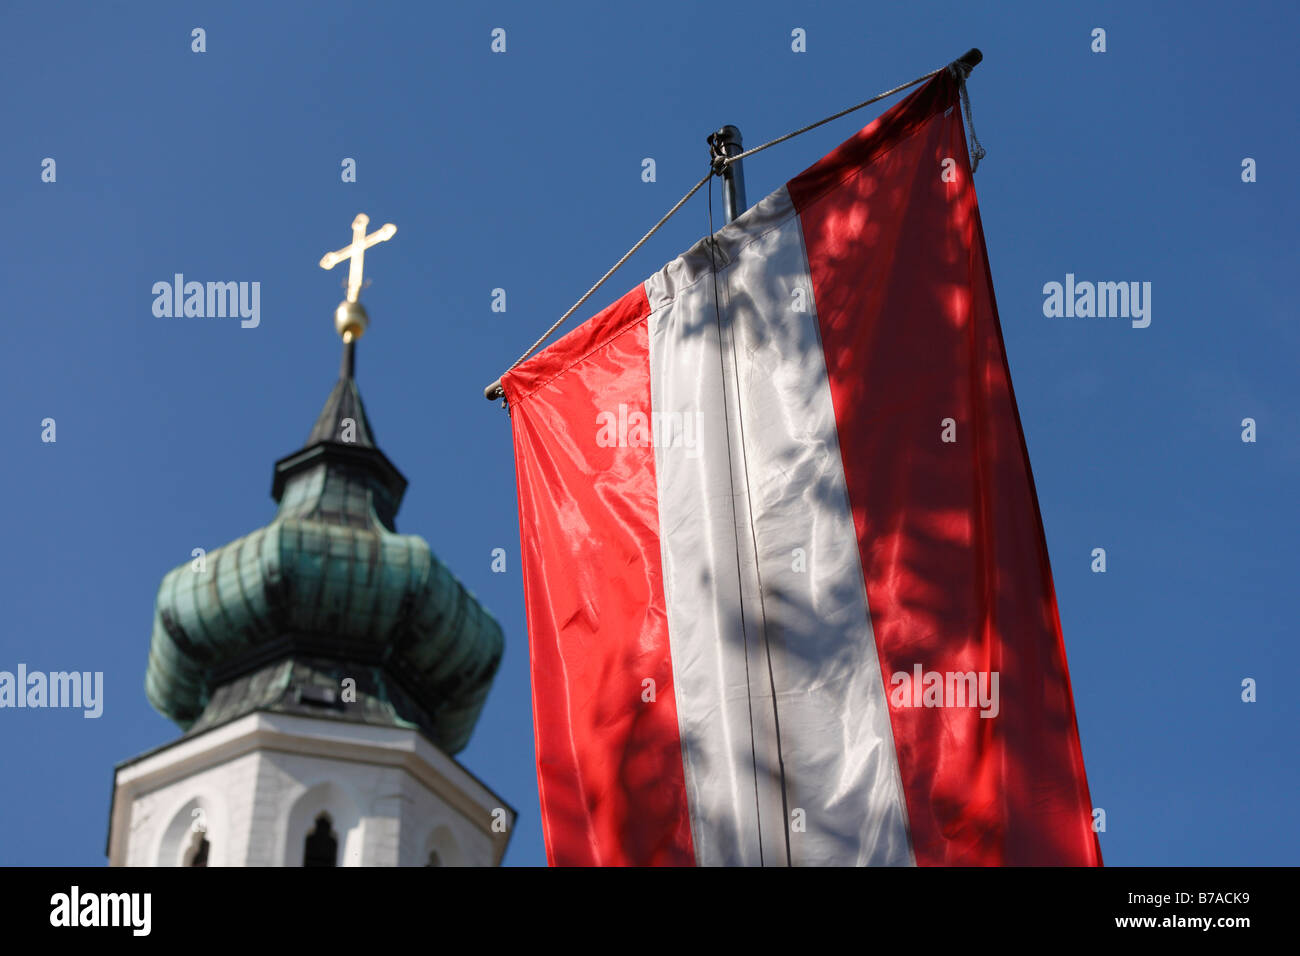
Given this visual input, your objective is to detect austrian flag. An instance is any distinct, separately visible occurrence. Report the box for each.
[502,70,1101,866]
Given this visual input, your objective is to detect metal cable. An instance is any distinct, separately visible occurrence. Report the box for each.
[484,50,981,402]
[717,69,941,168]
[484,171,711,400]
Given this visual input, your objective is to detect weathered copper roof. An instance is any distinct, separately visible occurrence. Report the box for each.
[144,342,503,754]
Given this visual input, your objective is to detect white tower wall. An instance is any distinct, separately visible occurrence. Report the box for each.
[109,712,513,867]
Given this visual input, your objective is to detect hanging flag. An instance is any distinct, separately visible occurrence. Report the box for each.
[502,68,1101,867]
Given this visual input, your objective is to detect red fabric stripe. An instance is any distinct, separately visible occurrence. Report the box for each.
[790,71,1102,866]
[501,285,696,866]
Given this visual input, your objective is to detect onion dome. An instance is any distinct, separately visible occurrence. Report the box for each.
[144,259,503,755]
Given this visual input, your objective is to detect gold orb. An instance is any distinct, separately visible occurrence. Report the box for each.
[335,300,368,341]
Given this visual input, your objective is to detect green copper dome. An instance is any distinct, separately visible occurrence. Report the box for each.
[144,342,503,755]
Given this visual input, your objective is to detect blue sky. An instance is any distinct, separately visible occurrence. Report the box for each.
[1,0,1296,866]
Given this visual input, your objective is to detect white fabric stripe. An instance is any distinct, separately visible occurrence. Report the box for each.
[646,186,915,866]
[645,236,765,867]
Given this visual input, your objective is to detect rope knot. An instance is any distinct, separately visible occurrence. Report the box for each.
[947,59,987,173]
[706,131,731,176]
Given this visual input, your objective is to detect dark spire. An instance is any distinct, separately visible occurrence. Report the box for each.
[304,342,377,449]
[270,335,406,529]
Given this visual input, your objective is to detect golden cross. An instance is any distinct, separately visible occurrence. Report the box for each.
[319,214,397,303]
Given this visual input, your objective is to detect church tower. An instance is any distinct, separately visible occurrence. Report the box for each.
[108,216,511,866]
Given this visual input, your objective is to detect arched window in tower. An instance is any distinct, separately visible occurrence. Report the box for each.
[423,825,462,866]
[303,812,338,867]
[182,828,210,867]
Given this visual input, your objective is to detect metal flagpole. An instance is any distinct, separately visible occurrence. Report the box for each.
[712,125,748,222]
